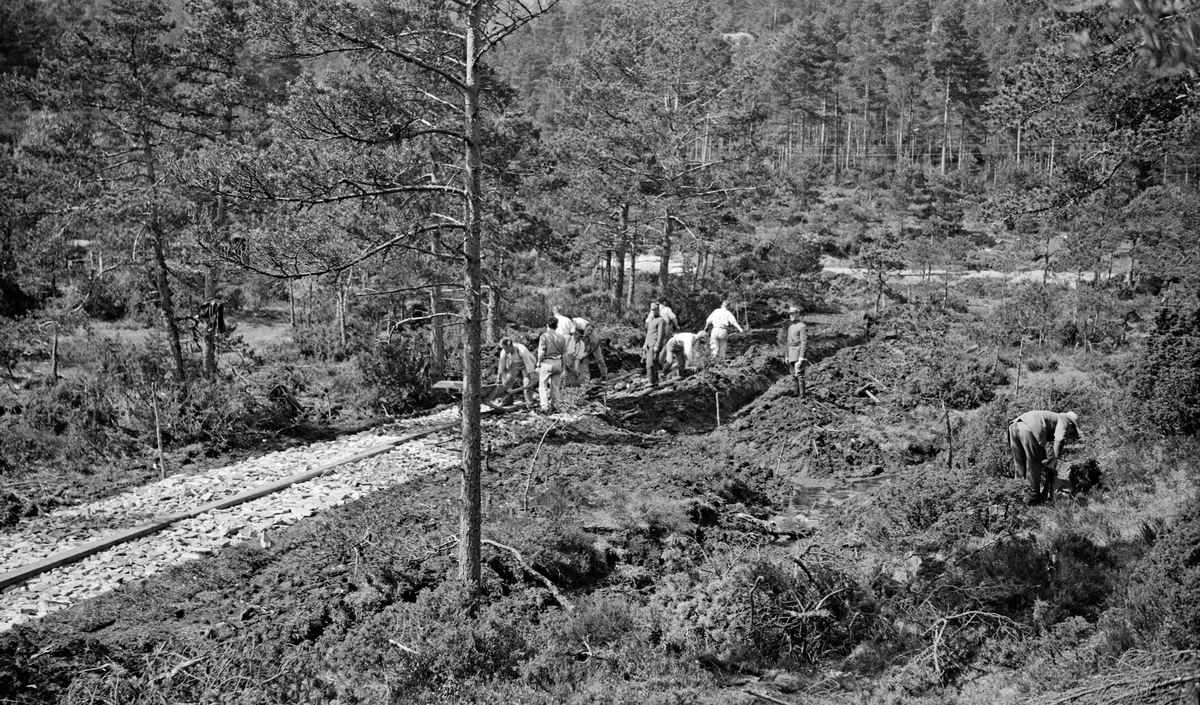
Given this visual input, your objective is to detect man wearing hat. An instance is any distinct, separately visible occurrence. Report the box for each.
[1008,410,1082,503]
[572,319,608,380]
[496,336,537,407]
[785,305,808,397]
[644,302,669,388]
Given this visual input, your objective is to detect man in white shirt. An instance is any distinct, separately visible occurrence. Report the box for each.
[537,320,570,413]
[551,306,579,384]
[660,330,705,379]
[702,300,744,362]
[496,337,537,406]
[551,306,576,337]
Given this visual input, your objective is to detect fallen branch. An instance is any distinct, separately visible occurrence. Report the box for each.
[388,639,419,655]
[155,655,205,682]
[744,689,792,705]
[523,420,561,511]
[483,538,574,613]
[782,608,832,620]
[1039,649,1200,705]
[733,512,810,539]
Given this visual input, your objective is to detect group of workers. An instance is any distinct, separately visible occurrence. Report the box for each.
[495,299,761,414]
[495,306,607,415]
[495,298,1085,505]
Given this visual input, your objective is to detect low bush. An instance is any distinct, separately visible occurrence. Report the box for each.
[292,320,371,362]
[1129,304,1200,437]
[653,549,870,667]
[80,275,129,322]
[1122,489,1200,649]
[356,331,438,415]
[856,463,1028,552]
[1025,355,1059,373]
[1041,530,1116,623]
[954,399,1023,478]
[904,350,996,410]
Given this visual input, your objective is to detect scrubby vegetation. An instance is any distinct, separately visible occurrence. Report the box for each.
[2,0,1200,702]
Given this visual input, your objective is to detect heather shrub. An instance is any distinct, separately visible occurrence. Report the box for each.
[1040,530,1116,623]
[356,330,438,415]
[654,549,869,666]
[1123,490,1200,649]
[1129,304,1200,437]
[904,349,996,410]
[292,318,373,362]
[1025,355,1059,373]
[324,582,532,699]
[954,399,1023,477]
[79,275,129,321]
[858,463,1028,552]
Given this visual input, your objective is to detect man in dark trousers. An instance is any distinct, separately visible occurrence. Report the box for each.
[785,305,808,397]
[1008,410,1082,503]
[573,320,608,380]
[643,302,669,388]
[496,337,537,407]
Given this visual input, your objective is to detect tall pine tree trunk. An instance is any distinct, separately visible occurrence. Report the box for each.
[820,97,827,164]
[142,129,186,384]
[659,211,672,298]
[459,3,485,593]
[337,274,348,351]
[861,82,869,166]
[430,284,445,380]
[203,268,217,379]
[627,238,637,309]
[613,203,629,312]
[940,78,950,176]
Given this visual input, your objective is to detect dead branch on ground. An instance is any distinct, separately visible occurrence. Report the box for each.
[1038,650,1200,705]
[482,538,574,613]
[523,420,561,511]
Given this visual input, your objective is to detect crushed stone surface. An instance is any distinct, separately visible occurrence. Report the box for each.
[0,405,583,632]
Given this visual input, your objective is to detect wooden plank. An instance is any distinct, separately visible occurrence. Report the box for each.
[434,380,504,399]
[0,421,459,593]
[0,522,170,591]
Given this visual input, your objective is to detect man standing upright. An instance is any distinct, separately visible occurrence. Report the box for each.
[537,319,569,413]
[785,306,808,398]
[1008,410,1082,503]
[551,306,578,384]
[646,302,678,336]
[644,302,669,388]
[552,305,576,338]
[703,300,744,363]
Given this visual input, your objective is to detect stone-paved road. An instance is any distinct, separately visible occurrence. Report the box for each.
[0,406,583,632]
